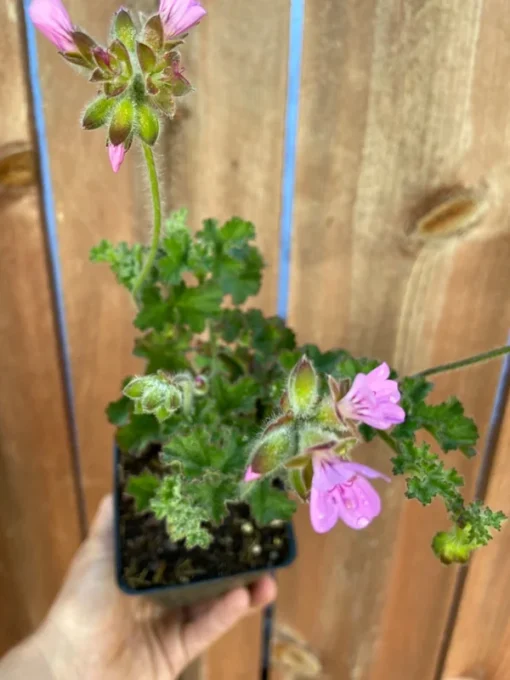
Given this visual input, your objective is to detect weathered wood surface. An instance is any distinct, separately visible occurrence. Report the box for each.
[0,0,81,655]
[35,0,140,525]
[273,1,510,678]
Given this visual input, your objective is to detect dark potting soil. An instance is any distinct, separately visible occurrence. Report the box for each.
[118,445,291,591]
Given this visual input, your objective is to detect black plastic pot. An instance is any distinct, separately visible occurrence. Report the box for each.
[114,446,298,607]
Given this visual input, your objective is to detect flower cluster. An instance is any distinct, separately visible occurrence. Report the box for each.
[244,359,403,534]
[29,0,206,171]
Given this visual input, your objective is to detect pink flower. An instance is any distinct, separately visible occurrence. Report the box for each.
[108,144,126,173]
[337,363,405,430]
[244,465,261,482]
[159,0,207,38]
[29,0,76,52]
[310,456,390,533]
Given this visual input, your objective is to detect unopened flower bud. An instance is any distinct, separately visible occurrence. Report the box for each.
[82,96,116,130]
[250,426,296,475]
[137,103,160,146]
[287,356,319,417]
[432,526,477,565]
[113,8,137,51]
[142,15,164,52]
[109,98,134,146]
[137,42,157,73]
[193,375,208,396]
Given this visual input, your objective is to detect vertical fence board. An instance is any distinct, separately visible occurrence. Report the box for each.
[273,1,510,679]
[0,0,81,655]
[35,1,140,523]
[160,1,290,678]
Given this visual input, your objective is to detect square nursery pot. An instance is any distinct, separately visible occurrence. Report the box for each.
[114,446,297,608]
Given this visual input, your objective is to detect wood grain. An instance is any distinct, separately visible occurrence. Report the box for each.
[0,0,81,655]
[274,1,510,678]
[442,388,510,679]
[35,0,140,523]
[160,1,291,678]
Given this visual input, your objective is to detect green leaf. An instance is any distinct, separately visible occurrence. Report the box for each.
[188,476,238,524]
[134,286,171,331]
[391,440,464,508]
[116,414,161,453]
[174,283,223,332]
[246,480,296,525]
[209,375,259,415]
[134,331,192,373]
[106,395,132,426]
[126,472,160,512]
[162,426,247,478]
[415,398,479,458]
[89,240,143,290]
[158,226,190,285]
[150,475,212,549]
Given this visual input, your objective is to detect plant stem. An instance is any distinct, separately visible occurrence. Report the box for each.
[132,144,162,297]
[377,430,399,454]
[411,345,510,379]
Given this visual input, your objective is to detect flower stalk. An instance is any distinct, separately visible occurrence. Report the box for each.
[132,144,162,297]
[412,344,510,380]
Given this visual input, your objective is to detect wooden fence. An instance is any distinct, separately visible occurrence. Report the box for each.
[1,0,510,678]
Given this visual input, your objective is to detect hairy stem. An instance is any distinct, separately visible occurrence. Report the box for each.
[411,345,510,379]
[132,144,162,297]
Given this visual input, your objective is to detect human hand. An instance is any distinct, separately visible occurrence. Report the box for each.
[0,496,277,679]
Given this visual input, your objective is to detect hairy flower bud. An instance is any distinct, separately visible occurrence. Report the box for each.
[287,356,319,417]
[432,526,477,565]
[82,96,116,130]
[123,374,183,422]
[250,426,297,475]
[137,103,160,146]
[113,8,137,51]
[109,98,134,145]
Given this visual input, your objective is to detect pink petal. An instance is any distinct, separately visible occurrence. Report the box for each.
[339,461,391,483]
[366,362,390,386]
[29,0,76,52]
[310,488,338,533]
[108,144,126,173]
[244,465,261,482]
[336,476,382,530]
[159,0,207,38]
[312,456,351,492]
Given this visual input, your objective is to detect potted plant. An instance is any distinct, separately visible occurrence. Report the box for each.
[30,0,509,607]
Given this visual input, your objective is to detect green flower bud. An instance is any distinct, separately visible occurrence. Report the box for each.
[152,87,176,118]
[142,15,164,53]
[70,31,97,65]
[432,525,477,565]
[287,356,319,417]
[123,376,147,399]
[250,426,296,475]
[113,9,137,52]
[109,40,133,77]
[82,96,116,130]
[137,103,160,146]
[136,42,157,74]
[142,383,167,411]
[287,461,313,501]
[109,98,134,145]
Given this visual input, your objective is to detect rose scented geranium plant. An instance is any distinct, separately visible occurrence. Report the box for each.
[31,0,510,597]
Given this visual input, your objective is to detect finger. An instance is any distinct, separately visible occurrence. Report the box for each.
[181,587,251,661]
[248,575,277,608]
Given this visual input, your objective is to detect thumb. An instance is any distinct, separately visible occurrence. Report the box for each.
[180,575,277,663]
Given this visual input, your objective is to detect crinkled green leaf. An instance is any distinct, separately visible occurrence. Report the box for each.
[116,414,161,453]
[90,240,144,290]
[126,472,160,512]
[174,282,223,332]
[209,375,259,415]
[246,480,296,526]
[415,398,478,458]
[106,395,132,426]
[188,476,238,525]
[134,286,171,331]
